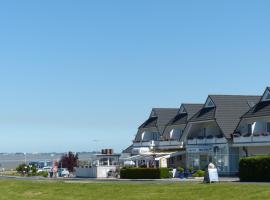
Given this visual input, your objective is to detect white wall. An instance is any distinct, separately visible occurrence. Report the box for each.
[75,166,117,178]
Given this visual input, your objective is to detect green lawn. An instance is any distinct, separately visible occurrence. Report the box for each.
[1,180,270,200]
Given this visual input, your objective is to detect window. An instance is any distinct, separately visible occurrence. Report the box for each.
[262,90,270,102]
[179,106,186,114]
[267,123,270,133]
[205,97,215,108]
[203,128,207,138]
[177,155,182,161]
[248,124,252,134]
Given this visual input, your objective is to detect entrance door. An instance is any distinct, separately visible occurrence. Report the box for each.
[199,155,208,170]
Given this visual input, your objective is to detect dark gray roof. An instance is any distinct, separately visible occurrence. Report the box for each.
[139,117,158,129]
[242,88,270,119]
[139,108,179,133]
[183,104,204,120]
[189,95,260,138]
[167,104,203,126]
[122,145,133,154]
[189,107,216,122]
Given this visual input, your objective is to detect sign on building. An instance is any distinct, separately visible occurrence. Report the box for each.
[160,158,167,168]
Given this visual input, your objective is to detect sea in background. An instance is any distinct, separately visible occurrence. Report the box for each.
[0,152,96,170]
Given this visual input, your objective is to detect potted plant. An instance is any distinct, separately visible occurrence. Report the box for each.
[178,167,185,179]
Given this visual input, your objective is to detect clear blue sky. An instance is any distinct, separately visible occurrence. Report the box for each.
[0,0,270,153]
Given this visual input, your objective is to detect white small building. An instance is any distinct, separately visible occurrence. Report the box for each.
[75,149,120,178]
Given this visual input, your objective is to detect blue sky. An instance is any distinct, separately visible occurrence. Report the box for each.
[0,1,270,152]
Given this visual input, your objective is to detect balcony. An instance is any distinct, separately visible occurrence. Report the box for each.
[233,132,270,143]
[132,140,159,147]
[187,136,227,145]
[158,140,183,149]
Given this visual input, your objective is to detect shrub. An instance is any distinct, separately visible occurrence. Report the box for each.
[239,156,270,182]
[189,167,195,173]
[178,167,184,173]
[37,171,49,178]
[16,164,37,176]
[120,168,170,179]
[192,170,205,177]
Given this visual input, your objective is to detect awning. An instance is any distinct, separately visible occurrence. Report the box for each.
[155,151,186,161]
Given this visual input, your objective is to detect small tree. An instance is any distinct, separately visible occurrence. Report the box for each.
[16,164,37,176]
[59,152,79,172]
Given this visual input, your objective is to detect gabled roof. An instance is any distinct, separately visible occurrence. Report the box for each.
[167,104,203,126]
[122,145,133,154]
[139,108,179,133]
[189,95,260,138]
[242,87,270,119]
[139,117,158,129]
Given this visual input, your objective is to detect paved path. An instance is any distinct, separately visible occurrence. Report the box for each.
[0,175,240,184]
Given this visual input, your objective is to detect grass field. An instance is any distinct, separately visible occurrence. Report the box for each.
[1,180,270,200]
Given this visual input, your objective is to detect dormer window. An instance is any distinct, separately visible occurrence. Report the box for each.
[150,111,157,117]
[179,105,187,114]
[205,97,215,108]
[262,89,270,102]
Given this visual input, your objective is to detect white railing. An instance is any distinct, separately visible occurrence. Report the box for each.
[234,134,270,143]
[187,137,227,145]
[132,140,159,147]
[158,141,183,149]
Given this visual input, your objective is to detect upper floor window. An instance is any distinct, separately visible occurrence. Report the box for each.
[267,122,270,133]
[248,124,252,134]
[262,90,270,102]
[205,97,215,108]
[179,105,187,114]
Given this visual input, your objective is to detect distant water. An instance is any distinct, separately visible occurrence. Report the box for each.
[0,152,96,170]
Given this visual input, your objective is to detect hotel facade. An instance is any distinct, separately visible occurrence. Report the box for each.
[123,87,270,176]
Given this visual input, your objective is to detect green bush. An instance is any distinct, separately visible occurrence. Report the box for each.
[178,167,184,173]
[120,168,170,179]
[239,156,270,182]
[37,171,49,178]
[16,164,37,176]
[192,170,205,177]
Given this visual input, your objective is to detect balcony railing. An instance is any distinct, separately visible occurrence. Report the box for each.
[158,140,184,149]
[133,139,184,149]
[233,132,270,143]
[187,136,227,145]
[132,140,159,147]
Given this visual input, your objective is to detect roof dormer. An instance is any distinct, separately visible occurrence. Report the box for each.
[150,110,157,117]
[205,97,215,108]
[179,105,187,114]
[262,88,270,102]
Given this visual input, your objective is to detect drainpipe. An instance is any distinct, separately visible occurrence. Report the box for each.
[243,147,248,157]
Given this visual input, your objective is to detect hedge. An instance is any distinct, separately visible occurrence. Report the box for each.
[239,156,270,182]
[120,168,170,179]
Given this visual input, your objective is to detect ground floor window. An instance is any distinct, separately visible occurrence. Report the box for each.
[187,145,230,174]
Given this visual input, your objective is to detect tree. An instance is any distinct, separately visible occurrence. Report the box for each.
[59,152,79,172]
[16,164,37,176]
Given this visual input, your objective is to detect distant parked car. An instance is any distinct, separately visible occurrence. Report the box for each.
[58,168,69,177]
[37,167,52,173]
